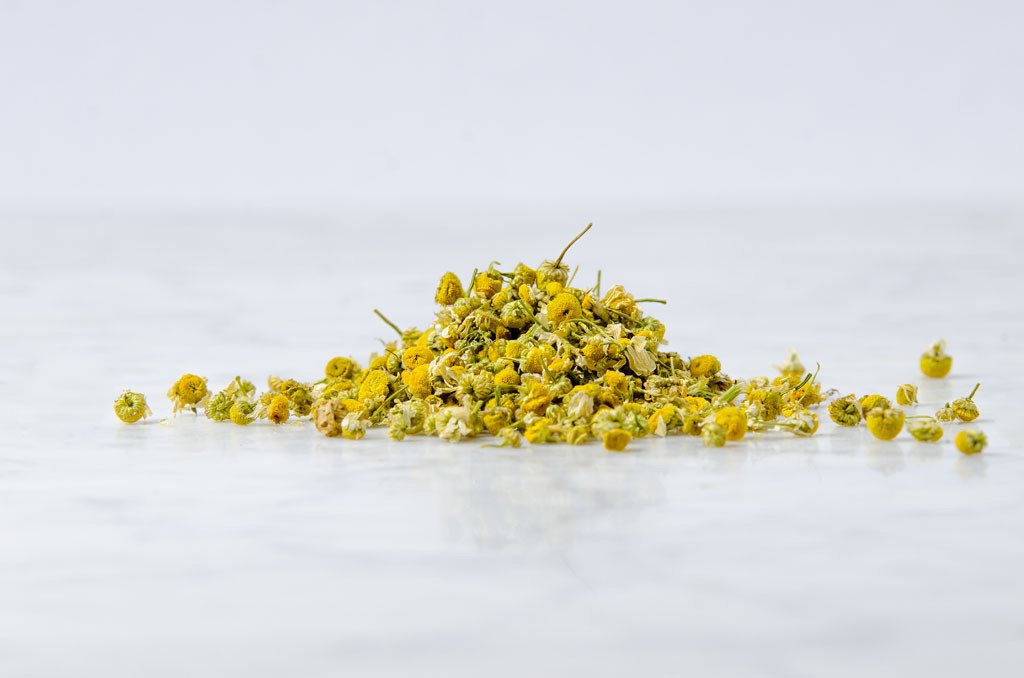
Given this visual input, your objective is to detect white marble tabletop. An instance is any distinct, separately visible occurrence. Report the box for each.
[2,205,1022,677]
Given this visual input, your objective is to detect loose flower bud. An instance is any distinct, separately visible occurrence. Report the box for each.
[954,429,987,455]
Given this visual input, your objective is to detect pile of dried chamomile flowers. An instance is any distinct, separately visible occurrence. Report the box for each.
[113,225,989,455]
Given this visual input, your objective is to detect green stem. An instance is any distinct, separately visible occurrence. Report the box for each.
[967,383,981,400]
[373,309,403,337]
[553,222,593,268]
[634,298,667,304]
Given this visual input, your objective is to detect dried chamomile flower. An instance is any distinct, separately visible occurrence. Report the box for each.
[907,417,943,442]
[951,383,981,422]
[935,402,956,422]
[402,364,433,398]
[325,356,356,379]
[114,390,151,423]
[895,384,918,407]
[859,394,891,415]
[205,376,255,422]
[435,272,464,305]
[920,340,952,378]
[472,269,503,299]
[702,423,726,448]
[357,370,391,401]
[314,397,365,437]
[602,428,632,452]
[828,394,862,426]
[537,223,591,286]
[167,374,209,414]
[267,394,290,425]
[775,350,805,378]
[865,406,905,441]
[954,429,987,455]
[493,366,521,387]
[776,410,819,437]
[497,427,524,448]
[715,406,748,441]
[546,292,583,326]
[689,355,721,379]
[401,345,433,370]
[229,399,257,426]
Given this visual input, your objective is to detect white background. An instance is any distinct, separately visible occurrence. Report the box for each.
[2,2,1024,677]
[1,0,1023,210]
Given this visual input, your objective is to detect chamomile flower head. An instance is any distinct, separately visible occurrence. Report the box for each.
[325,356,356,379]
[401,345,434,371]
[920,340,952,378]
[536,260,570,287]
[113,390,151,423]
[402,364,433,398]
[866,406,905,441]
[229,399,257,426]
[689,355,721,379]
[828,394,862,427]
[435,272,464,305]
[952,383,981,422]
[494,366,521,387]
[357,369,391,402]
[859,394,891,415]
[546,292,583,326]
[954,429,987,455]
[602,428,632,452]
[702,423,726,447]
[908,417,943,442]
[167,374,208,414]
[715,406,748,441]
[267,394,290,425]
[895,383,919,406]
[472,270,503,299]
[775,350,805,378]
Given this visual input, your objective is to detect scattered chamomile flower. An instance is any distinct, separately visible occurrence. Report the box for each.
[114,390,151,423]
[167,374,208,414]
[603,428,632,452]
[954,429,987,455]
[895,383,919,406]
[702,423,726,448]
[859,394,891,416]
[935,403,956,422]
[828,394,862,427]
[920,339,952,378]
[776,409,819,437]
[775,350,805,378]
[714,406,747,441]
[267,394,290,425]
[952,383,981,422]
[907,417,943,442]
[866,406,905,441]
[229,399,257,426]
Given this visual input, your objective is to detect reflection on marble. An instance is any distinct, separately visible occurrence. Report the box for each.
[2,206,1023,677]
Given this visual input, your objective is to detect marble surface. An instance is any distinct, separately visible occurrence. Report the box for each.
[2,205,1023,677]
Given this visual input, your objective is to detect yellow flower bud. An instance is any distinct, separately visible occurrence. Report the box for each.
[920,340,952,378]
[715,406,747,441]
[866,406,904,441]
[603,428,632,452]
[895,383,918,406]
[113,390,151,423]
[435,272,464,305]
[955,429,987,455]
[689,355,721,379]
